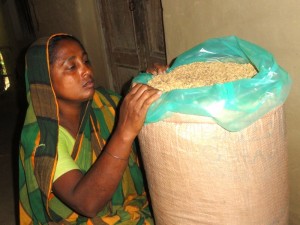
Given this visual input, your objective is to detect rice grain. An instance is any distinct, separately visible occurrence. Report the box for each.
[148,62,257,92]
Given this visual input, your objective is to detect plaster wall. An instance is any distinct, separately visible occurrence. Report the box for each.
[161,0,300,223]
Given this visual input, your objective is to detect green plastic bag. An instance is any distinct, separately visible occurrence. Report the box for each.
[133,36,292,131]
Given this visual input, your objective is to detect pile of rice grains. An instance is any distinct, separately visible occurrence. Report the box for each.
[148,62,257,92]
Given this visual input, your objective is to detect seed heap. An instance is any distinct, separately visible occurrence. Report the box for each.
[148,62,257,92]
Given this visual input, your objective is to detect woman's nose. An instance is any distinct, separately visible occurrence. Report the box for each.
[81,63,92,77]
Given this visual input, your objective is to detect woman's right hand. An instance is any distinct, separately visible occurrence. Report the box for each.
[115,83,162,141]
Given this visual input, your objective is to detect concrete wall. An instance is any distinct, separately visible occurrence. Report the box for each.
[29,0,112,89]
[161,0,300,223]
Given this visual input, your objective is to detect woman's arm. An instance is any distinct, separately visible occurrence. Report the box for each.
[52,84,161,217]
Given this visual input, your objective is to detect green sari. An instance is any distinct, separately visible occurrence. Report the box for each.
[19,34,153,225]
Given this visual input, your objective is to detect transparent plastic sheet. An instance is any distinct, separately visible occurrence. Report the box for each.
[133,36,292,131]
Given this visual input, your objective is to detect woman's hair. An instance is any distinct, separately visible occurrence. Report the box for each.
[48,35,85,65]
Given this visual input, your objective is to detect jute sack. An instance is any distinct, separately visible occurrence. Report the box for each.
[138,105,288,225]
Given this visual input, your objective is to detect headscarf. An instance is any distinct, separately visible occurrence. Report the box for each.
[19,34,153,225]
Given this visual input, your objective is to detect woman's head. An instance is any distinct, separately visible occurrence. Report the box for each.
[47,34,95,103]
[48,35,85,65]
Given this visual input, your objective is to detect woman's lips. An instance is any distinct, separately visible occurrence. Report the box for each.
[83,79,94,88]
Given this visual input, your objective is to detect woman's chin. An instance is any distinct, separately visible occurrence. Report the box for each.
[85,89,95,100]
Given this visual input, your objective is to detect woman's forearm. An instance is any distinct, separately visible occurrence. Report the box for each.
[53,130,134,217]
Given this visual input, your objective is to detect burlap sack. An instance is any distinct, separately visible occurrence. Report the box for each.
[138,105,288,225]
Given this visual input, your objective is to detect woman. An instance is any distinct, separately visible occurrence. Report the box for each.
[19,33,162,224]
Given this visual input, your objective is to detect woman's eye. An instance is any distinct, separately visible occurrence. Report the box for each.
[68,65,76,70]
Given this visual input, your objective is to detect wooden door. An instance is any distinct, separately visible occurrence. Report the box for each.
[98,0,166,95]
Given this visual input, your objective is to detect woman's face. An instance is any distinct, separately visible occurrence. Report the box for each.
[50,39,95,104]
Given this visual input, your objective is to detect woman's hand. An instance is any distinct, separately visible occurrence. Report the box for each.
[116,83,162,141]
[146,63,169,75]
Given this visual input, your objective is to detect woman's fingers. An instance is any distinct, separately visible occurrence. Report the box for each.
[156,63,169,75]
[128,83,147,99]
[118,84,161,137]
[146,63,169,75]
[127,84,161,113]
[135,86,161,113]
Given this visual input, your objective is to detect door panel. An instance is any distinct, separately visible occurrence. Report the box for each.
[98,0,166,94]
[100,0,140,93]
[144,0,167,64]
[116,67,139,95]
[106,2,137,51]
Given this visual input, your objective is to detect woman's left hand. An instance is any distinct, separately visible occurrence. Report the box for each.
[146,63,169,75]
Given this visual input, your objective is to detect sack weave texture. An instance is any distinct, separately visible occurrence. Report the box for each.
[138,105,288,225]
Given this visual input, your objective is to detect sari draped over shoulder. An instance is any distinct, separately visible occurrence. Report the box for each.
[19,34,153,225]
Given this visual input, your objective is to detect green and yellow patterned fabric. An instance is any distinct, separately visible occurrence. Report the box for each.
[19,34,153,225]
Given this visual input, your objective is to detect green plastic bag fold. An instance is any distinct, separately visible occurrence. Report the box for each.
[133,36,292,131]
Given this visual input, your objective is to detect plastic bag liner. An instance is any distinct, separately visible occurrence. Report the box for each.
[133,36,292,131]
